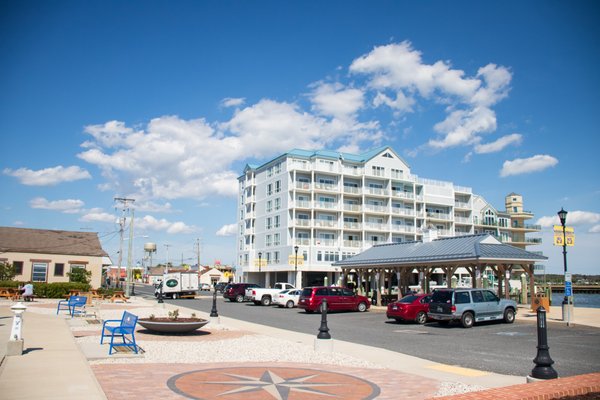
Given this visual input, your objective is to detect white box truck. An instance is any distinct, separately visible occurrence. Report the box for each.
[154,271,199,299]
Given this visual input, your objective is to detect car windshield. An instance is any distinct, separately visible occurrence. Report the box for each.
[431,290,452,303]
[399,295,418,303]
[301,288,313,296]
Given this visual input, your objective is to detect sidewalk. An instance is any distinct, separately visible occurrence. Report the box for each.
[0,297,598,399]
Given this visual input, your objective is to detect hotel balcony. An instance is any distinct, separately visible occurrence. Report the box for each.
[426,212,453,221]
[343,222,362,230]
[392,190,415,200]
[365,187,389,197]
[391,225,416,234]
[391,208,415,217]
[314,182,339,192]
[342,166,364,176]
[510,223,542,231]
[314,238,337,246]
[343,186,361,195]
[314,220,338,229]
[293,219,311,227]
[364,222,387,231]
[454,201,471,209]
[293,200,312,209]
[454,216,472,224]
[315,201,339,210]
[294,238,311,246]
[343,203,361,212]
[294,182,312,191]
[343,240,362,248]
[364,204,388,214]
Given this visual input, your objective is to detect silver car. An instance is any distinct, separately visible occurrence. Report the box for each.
[428,288,517,328]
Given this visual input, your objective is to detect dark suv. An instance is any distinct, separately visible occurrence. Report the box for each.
[428,288,517,328]
[214,282,228,293]
[223,283,260,303]
[298,286,370,313]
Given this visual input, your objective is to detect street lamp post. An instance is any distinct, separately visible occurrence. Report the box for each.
[258,252,262,273]
[294,245,299,287]
[557,208,570,324]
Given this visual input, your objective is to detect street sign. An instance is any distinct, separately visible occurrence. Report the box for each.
[288,255,304,266]
[564,281,572,297]
[565,272,572,282]
[553,225,575,246]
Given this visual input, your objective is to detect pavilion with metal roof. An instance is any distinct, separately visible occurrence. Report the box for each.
[333,233,547,306]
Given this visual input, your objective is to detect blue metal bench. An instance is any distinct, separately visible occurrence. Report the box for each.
[56,295,87,317]
[100,311,139,355]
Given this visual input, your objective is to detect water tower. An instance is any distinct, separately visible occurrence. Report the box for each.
[144,242,157,277]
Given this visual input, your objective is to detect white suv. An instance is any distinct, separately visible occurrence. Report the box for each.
[428,288,517,328]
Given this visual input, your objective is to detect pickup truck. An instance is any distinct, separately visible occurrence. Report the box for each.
[246,282,296,306]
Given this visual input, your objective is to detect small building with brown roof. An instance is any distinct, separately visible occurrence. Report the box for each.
[0,226,109,288]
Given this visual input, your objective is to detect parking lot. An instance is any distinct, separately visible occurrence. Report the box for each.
[136,285,600,378]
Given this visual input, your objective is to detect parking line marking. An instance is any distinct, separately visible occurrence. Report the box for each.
[426,364,489,377]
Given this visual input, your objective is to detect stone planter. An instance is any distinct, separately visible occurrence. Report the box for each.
[137,318,209,334]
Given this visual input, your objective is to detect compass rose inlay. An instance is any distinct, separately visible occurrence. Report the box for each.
[167,366,380,400]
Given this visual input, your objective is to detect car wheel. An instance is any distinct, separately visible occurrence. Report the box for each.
[261,296,272,306]
[172,293,179,300]
[416,311,427,325]
[504,308,515,324]
[461,312,474,328]
[286,300,294,308]
[357,302,367,312]
[235,294,244,303]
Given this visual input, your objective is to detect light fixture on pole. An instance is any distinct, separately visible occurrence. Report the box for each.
[294,245,299,287]
[258,252,262,273]
[557,208,568,306]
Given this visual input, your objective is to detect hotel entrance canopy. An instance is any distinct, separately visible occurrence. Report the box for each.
[333,234,547,304]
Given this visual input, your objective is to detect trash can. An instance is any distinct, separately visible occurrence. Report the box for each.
[532,293,550,312]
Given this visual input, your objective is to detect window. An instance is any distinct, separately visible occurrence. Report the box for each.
[275,180,281,193]
[266,235,272,246]
[267,183,272,196]
[472,290,484,303]
[266,200,272,212]
[274,163,282,174]
[267,167,273,177]
[274,215,280,228]
[455,291,471,304]
[274,198,281,210]
[382,152,393,158]
[273,233,281,246]
[372,166,384,176]
[13,261,23,275]
[32,262,48,282]
[70,264,86,275]
[273,251,280,263]
[483,290,497,302]
[266,217,272,229]
[54,263,64,276]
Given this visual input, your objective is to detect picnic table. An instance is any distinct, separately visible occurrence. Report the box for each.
[0,287,19,300]
[110,291,128,303]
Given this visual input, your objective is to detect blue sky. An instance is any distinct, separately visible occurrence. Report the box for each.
[1,1,598,274]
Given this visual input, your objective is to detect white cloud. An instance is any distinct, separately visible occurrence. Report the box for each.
[590,225,600,233]
[216,223,237,237]
[221,97,246,108]
[474,133,522,154]
[350,41,513,151]
[3,165,91,186]
[29,197,85,213]
[79,211,117,223]
[309,82,364,120]
[500,154,558,177]
[136,215,195,234]
[536,211,600,228]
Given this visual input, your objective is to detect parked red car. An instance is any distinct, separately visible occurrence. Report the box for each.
[386,293,431,324]
[298,286,370,313]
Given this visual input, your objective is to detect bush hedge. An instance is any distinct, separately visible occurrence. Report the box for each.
[0,281,91,299]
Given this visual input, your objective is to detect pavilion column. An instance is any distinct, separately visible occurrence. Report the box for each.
[376,269,382,306]
[527,264,536,305]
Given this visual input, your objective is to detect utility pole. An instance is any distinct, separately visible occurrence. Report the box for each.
[196,238,201,269]
[114,197,135,290]
[126,208,135,297]
[164,244,172,273]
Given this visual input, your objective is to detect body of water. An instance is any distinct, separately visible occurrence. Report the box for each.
[551,293,600,308]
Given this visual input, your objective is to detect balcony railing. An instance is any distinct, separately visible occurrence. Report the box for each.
[343,186,361,194]
[392,190,414,200]
[391,208,415,217]
[391,225,415,233]
[343,167,364,176]
[294,200,312,208]
[343,222,362,230]
[314,239,336,246]
[314,220,338,228]
[364,222,387,231]
[365,187,389,196]
[314,183,338,191]
[364,204,388,213]
[343,240,362,248]
[343,203,361,212]
[294,238,311,246]
[512,223,542,230]
[454,201,471,209]
[295,182,312,190]
[294,219,311,227]
[426,212,452,220]
[454,216,472,224]
[315,201,339,210]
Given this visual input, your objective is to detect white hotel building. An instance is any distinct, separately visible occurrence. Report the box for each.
[236,146,541,288]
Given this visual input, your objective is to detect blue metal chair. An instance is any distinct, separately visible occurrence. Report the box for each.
[100,311,139,354]
[56,296,87,318]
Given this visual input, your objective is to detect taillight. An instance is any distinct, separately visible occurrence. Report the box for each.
[451,305,456,312]
[252,290,256,295]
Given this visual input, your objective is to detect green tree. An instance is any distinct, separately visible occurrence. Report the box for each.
[0,262,16,281]
[67,268,92,284]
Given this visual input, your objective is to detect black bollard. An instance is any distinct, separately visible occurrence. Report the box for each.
[317,298,331,339]
[157,282,164,304]
[530,306,558,379]
[210,289,219,317]
[131,283,135,296]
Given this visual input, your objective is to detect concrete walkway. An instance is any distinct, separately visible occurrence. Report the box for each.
[0,297,598,399]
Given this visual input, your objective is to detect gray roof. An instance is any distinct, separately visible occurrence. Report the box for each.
[0,227,108,257]
[333,234,547,268]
